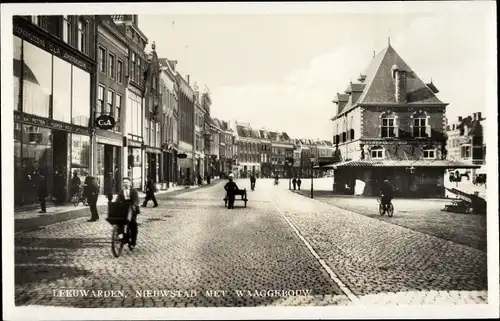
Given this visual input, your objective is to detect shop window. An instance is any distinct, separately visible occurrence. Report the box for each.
[22,41,52,118]
[52,56,72,123]
[71,67,91,127]
[13,36,22,111]
[371,146,384,159]
[423,148,436,159]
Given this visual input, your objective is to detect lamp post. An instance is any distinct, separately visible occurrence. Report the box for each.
[310,157,316,198]
[287,160,292,190]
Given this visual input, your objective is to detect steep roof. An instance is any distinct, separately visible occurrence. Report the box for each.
[456,116,483,137]
[333,44,445,119]
[281,132,291,141]
[236,124,253,138]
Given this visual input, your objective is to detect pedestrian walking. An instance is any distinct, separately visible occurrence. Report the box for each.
[85,176,100,221]
[297,177,302,190]
[37,171,48,213]
[104,172,115,202]
[142,177,158,207]
[71,171,81,199]
[206,174,211,184]
[292,177,297,190]
[116,177,140,250]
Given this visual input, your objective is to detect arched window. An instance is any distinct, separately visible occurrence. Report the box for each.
[411,110,430,138]
[370,146,384,159]
[380,111,398,138]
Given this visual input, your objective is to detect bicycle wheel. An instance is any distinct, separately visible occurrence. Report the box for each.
[379,203,385,216]
[111,225,124,257]
[387,203,394,217]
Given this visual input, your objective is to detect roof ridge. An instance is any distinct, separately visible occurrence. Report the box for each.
[356,46,390,104]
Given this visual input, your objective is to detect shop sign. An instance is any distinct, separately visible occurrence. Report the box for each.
[14,111,88,135]
[95,115,116,130]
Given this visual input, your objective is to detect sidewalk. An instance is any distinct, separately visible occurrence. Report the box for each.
[14,180,221,234]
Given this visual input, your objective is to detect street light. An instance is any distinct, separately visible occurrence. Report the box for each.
[310,157,316,198]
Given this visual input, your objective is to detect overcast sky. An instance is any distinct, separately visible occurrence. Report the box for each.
[131,3,494,140]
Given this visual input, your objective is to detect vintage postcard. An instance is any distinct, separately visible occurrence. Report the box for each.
[1,1,498,320]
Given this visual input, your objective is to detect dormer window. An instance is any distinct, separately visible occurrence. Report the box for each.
[371,146,384,159]
[423,148,436,159]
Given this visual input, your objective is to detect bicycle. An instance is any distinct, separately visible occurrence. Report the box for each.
[71,186,88,206]
[106,202,134,257]
[378,198,394,217]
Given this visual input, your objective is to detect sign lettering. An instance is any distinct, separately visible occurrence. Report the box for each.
[95,115,116,130]
[14,111,89,135]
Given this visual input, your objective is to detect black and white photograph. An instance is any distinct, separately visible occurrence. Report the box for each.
[1,1,498,320]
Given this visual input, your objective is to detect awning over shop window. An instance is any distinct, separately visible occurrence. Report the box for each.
[314,159,482,169]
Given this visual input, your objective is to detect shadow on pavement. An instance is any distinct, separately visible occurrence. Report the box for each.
[15,236,107,287]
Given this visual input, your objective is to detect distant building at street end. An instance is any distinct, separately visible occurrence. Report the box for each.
[446,112,486,176]
[325,43,479,198]
[235,122,262,178]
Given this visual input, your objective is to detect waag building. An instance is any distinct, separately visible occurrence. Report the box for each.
[13,15,97,208]
[322,41,480,198]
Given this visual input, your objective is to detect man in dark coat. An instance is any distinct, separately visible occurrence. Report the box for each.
[250,173,256,190]
[297,178,302,190]
[104,172,115,203]
[85,176,100,221]
[142,177,158,207]
[292,177,297,190]
[224,173,239,209]
[380,179,394,211]
[71,171,81,199]
[37,172,48,213]
[116,177,140,250]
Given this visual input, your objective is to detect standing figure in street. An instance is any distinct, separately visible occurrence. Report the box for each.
[116,177,140,250]
[250,173,256,191]
[380,179,394,212]
[224,173,239,209]
[142,177,158,208]
[292,177,297,190]
[104,172,115,203]
[197,172,203,186]
[71,171,81,199]
[206,173,211,185]
[297,177,302,190]
[86,176,100,221]
[37,172,48,213]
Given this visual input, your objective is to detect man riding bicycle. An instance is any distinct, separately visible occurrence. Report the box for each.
[380,179,394,212]
[116,177,140,250]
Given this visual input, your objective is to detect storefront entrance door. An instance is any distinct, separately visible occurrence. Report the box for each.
[52,130,68,203]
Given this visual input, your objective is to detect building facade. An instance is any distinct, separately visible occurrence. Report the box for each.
[13,15,96,207]
[235,122,261,178]
[194,88,206,180]
[201,92,213,178]
[258,130,272,178]
[327,42,478,197]
[446,113,485,165]
[176,74,195,184]
[143,42,162,186]
[269,131,294,178]
[94,15,128,194]
[208,117,221,178]
[159,58,179,188]
[112,14,148,190]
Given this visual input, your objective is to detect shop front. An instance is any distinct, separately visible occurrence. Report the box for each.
[178,152,194,185]
[96,133,122,194]
[127,143,143,190]
[13,19,94,208]
[145,148,161,184]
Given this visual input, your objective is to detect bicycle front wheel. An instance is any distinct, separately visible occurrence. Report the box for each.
[379,203,385,216]
[387,203,394,217]
[111,225,124,257]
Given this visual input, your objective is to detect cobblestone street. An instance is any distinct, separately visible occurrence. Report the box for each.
[14,179,488,307]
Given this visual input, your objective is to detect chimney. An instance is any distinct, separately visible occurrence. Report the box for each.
[458,116,463,122]
[473,113,477,121]
[392,65,407,103]
[477,112,482,120]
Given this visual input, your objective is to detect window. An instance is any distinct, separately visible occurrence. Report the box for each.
[52,56,72,123]
[371,146,384,159]
[423,148,436,159]
[131,53,136,82]
[461,145,471,159]
[13,36,22,111]
[97,85,105,114]
[77,19,87,53]
[32,16,39,26]
[98,47,106,73]
[117,60,123,82]
[22,41,52,118]
[145,120,149,144]
[115,94,122,125]
[381,118,396,138]
[107,90,114,115]
[413,118,427,138]
[108,53,115,78]
[72,67,91,126]
[62,16,73,45]
[137,58,141,84]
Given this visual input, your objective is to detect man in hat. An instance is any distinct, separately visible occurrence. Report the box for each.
[224,173,239,209]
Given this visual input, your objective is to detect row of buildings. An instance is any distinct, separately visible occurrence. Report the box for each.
[12,14,334,209]
[320,39,486,198]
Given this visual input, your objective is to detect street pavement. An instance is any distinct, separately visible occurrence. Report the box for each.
[14,178,487,307]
